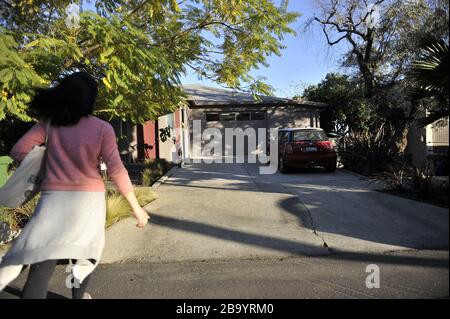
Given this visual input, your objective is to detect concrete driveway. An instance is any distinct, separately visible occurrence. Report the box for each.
[102,163,449,263]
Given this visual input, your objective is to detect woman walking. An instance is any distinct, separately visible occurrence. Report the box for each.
[0,72,149,299]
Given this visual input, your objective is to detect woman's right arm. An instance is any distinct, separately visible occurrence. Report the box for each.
[124,191,150,228]
[100,123,149,228]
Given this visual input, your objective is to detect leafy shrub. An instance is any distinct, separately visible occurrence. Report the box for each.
[0,207,15,232]
[410,165,434,198]
[0,195,40,231]
[381,161,432,189]
[141,159,172,186]
[338,128,402,176]
[380,161,411,191]
[380,161,448,206]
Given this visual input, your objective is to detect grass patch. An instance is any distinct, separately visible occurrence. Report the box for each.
[0,196,39,245]
[0,196,39,231]
[0,187,158,234]
[105,187,158,228]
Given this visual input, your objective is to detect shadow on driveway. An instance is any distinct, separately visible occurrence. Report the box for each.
[162,163,449,251]
[149,213,448,270]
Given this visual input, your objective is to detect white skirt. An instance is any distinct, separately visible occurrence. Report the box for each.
[0,191,106,291]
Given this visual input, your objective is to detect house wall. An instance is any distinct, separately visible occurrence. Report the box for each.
[111,104,320,164]
[111,111,180,163]
[265,106,319,129]
[174,108,181,143]
[187,105,320,158]
[426,118,449,153]
[406,116,449,175]
[138,109,183,162]
[157,115,173,160]
[406,126,427,168]
[111,119,139,163]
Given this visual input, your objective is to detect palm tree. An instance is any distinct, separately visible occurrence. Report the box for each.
[410,38,449,127]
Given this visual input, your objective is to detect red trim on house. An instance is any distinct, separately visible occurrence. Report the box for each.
[174,108,181,144]
[136,108,182,161]
[143,121,157,159]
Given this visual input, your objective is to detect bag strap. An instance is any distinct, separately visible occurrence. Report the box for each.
[45,120,51,146]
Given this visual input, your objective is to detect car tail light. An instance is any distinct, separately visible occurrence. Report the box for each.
[286,143,294,154]
[319,141,334,152]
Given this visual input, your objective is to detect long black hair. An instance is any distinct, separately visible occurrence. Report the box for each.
[29,72,98,126]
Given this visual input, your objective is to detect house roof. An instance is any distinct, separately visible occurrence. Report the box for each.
[182,84,324,108]
[279,127,325,132]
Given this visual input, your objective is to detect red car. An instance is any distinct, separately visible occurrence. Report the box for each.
[278,128,337,173]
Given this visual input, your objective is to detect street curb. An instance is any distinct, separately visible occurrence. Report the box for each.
[339,168,369,180]
[151,165,178,189]
[339,168,389,190]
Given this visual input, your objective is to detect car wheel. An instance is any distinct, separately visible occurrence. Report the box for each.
[279,156,289,173]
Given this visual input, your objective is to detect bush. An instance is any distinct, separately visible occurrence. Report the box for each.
[0,196,39,231]
[380,161,448,207]
[410,165,435,198]
[141,159,172,186]
[0,116,34,156]
[381,162,432,192]
[0,207,15,234]
[338,128,402,176]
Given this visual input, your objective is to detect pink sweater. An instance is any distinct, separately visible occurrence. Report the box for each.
[10,116,133,196]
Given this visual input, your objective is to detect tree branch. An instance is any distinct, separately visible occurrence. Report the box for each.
[314,16,366,40]
[319,23,347,46]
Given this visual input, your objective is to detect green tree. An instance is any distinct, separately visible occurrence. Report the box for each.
[0,0,299,123]
[308,0,448,152]
[409,37,449,126]
[301,73,370,135]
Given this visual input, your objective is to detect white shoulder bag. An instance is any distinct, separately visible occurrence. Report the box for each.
[0,121,50,208]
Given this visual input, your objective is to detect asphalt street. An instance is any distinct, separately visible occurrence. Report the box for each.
[1,250,447,299]
[1,163,448,299]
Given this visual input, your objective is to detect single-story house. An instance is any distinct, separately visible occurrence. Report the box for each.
[111,84,324,163]
[406,114,449,176]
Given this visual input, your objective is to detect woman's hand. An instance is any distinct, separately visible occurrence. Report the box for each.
[124,191,150,228]
[133,206,150,228]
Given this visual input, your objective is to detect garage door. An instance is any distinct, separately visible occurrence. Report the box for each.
[204,111,267,158]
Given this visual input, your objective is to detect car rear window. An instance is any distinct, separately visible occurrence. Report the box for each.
[292,130,327,141]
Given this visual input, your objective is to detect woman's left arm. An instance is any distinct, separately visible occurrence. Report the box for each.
[10,121,47,162]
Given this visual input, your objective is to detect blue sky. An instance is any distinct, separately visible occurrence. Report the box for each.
[82,0,349,98]
[181,0,350,97]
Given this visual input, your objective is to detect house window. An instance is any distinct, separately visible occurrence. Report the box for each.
[206,112,265,122]
[221,113,236,121]
[236,112,250,121]
[251,112,265,121]
[206,113,220,122]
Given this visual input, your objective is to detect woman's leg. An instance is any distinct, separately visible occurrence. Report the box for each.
[72,273,92,299]
[22,260,57,299]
